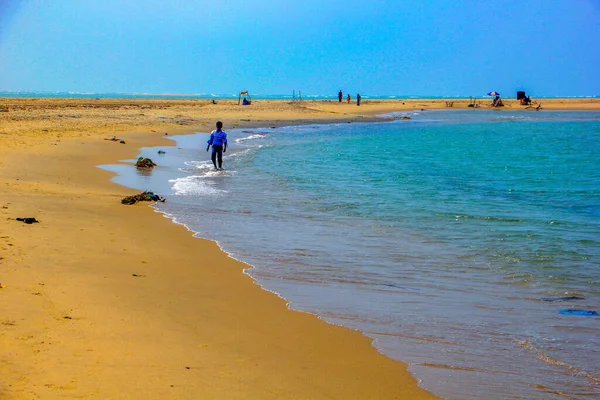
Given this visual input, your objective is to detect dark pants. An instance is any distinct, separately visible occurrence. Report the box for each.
[211,145,223,168]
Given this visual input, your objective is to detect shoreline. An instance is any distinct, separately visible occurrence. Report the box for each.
[0,99,440,399]
[1,98,598,399]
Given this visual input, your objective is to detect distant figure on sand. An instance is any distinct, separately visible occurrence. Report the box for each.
[338,90,343,102]
[493,95,504,107]
[206,121,228,170]
[347,94,351,103]
[356,93,361,106]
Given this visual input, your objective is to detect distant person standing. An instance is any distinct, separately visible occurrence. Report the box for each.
[206,121,228,170]
[338,90,343,102]
[346,94,351,103]
[356,93,361,106]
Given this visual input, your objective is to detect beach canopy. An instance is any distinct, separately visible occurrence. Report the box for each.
[487,91,501,96]
[238,90,252,105]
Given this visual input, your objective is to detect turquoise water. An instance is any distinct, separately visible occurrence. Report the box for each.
[105,110,600,399]
[2,91,598,100]
[0,90,432,100]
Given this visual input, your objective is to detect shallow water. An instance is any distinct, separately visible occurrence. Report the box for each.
[103,109,600,399]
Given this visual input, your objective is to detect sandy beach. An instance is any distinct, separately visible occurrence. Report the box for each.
[1,97,598,399]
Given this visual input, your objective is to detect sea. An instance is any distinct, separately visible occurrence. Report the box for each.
[1,90,598,101]
[0,90,414,100]
[102,109,600,400]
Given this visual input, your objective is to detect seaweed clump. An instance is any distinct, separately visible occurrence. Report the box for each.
[121,191,165,205]
[136,157,157,169]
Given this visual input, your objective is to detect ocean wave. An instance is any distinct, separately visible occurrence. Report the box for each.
[235,134,267,143]
[169,175,227,196]
[183,160,212,169]
[516,339,600,384]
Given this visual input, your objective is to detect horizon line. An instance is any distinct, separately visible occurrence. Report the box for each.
[1,91,598,99]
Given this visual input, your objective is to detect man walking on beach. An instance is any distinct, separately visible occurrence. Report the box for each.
[338,90,343,102]
[206,121,227,170]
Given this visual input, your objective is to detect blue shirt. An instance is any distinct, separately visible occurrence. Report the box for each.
[207,130,227,147]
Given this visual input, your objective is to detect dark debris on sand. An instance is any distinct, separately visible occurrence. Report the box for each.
[16,217,39,224]
[135,157,157,169]
[121,191,165,205]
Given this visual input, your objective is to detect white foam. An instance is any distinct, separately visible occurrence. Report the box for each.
[230,147,262,159]
[236,134,266,142]
[169,175,227,196]
[184,160,213,169]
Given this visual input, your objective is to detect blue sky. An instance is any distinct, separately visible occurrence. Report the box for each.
[0,0,598,97]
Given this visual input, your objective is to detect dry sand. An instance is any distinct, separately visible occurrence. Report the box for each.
[1,97,598,399]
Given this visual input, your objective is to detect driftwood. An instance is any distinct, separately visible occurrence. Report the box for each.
[121,191,165,205]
